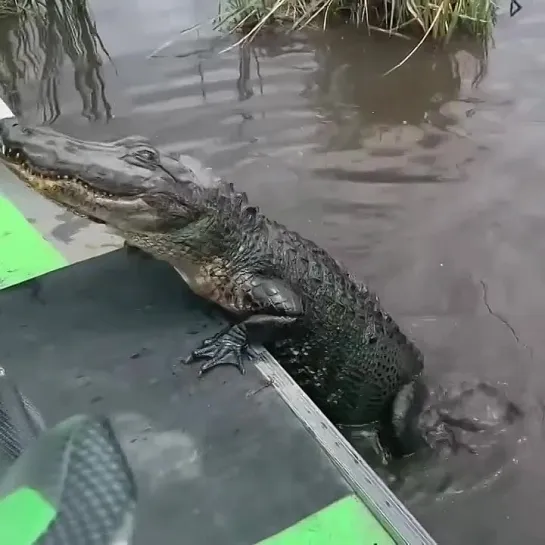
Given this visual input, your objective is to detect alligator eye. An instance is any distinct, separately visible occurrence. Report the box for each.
[137,149,157,162]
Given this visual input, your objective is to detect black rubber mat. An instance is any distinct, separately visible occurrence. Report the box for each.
[0,249,354,545]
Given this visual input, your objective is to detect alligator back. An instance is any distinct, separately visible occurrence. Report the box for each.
[210,184,425,428]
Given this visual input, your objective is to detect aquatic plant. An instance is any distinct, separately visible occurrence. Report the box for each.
[215,0,498,50]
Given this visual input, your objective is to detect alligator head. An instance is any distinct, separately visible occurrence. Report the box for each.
[0,118,218,233]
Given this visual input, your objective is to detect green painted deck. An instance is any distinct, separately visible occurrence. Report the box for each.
[258,495,396,545]
[0,196,67,289]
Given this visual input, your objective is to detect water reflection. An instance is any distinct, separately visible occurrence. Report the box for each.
[0,0,112,123]
[224,30,489,189]
[303,30,488,134]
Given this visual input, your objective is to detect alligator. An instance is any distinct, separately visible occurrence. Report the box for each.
[0,118,519,461]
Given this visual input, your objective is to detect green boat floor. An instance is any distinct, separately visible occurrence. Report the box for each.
[0,488,56,545]
[258,495,395,545]
[0,196,66,289]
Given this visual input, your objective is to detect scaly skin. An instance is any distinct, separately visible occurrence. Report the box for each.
[0,118,516,460]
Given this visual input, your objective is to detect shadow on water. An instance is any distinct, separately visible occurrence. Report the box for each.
[0,0,112,123]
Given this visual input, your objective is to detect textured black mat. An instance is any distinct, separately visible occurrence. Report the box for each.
[0,249,353,545]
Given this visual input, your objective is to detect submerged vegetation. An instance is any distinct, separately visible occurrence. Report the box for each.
[216,0,498,48]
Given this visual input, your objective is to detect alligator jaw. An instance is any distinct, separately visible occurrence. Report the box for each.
[0,147,161,231]
[1,147,71,192]
[0,146,123,198]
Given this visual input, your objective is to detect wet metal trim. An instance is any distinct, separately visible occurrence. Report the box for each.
[252,346,437,545]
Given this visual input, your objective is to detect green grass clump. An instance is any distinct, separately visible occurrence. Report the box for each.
[216,0,498,47]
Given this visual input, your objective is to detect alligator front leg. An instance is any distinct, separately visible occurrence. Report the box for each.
[181,276,303,376]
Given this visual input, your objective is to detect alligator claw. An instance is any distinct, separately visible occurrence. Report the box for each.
[182,324,249,376]
[199,325,232,347]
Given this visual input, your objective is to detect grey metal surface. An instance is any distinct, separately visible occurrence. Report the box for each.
[0,249,354,545]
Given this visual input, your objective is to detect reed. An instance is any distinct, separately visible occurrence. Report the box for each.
[215,0,497,47]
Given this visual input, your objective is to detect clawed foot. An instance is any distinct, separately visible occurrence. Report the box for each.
[181,324,249,376]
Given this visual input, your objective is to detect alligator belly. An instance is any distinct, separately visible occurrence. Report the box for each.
[170,262,246,316]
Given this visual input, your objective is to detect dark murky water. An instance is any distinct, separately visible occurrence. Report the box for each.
[3,0,545,542]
